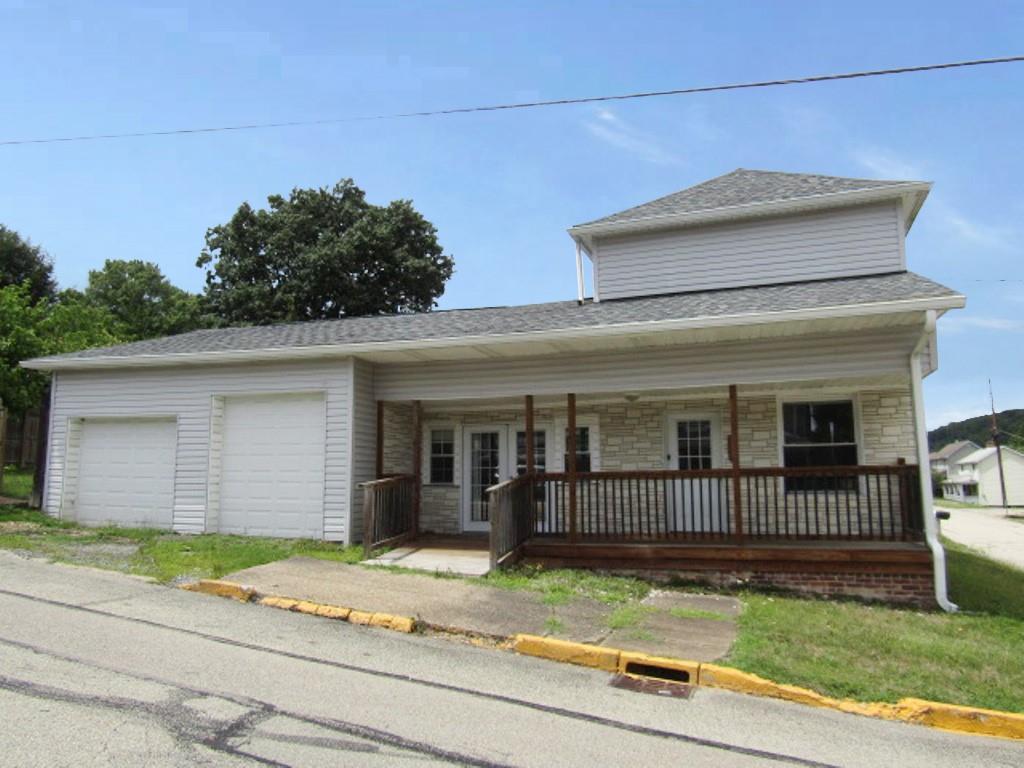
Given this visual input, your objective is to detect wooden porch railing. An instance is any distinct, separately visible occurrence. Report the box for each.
[488,474,536,570]
[361,474,417,558]
[485,464,925,567]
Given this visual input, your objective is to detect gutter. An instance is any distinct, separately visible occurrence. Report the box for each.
[910,309,957,612]
[22,293,966,372]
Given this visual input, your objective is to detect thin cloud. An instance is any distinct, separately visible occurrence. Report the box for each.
[941,316,1023,333]
[583,109,684,166]
[932,201,1013,250]
[851,146,924,180]
[851,146,1013,250]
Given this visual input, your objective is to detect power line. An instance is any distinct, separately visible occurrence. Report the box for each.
[3,54,1023,147]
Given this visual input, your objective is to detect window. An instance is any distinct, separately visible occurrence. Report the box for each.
[516,429,546,475]
[676,419,713,470]
[564,426,592,472]
[782,401,857,491]
[429,428,455,484]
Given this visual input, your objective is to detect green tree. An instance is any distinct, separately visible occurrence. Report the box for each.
[0,285,121,414]
[197,179,454,325]
[84,259,204,340]
[0,226,57,302]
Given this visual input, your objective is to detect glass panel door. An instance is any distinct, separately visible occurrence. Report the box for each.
[462,426,508,531]
[668,417,723,533]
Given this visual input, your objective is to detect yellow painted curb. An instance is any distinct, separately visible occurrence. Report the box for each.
[894,698,1024,741]
[512,634,620,673]
[513,640,1024,741]
[181,579,256,602]
[181,581,417,635]
[259,596,413,633]
[348,609,374,625]
[698,664,837,709]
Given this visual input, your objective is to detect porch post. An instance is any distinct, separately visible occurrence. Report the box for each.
[524,395,535,475]
[375,401,384,478]
[567,393,578,542]
[411,400,422,535]
[729,384,744,539]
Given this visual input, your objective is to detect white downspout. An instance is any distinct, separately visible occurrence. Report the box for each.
[911,309,957,612]
[575,241,585,305]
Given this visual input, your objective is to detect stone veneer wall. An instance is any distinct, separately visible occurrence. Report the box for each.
[377,387,921,537]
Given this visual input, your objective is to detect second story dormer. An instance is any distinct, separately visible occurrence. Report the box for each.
[569,169,931,302]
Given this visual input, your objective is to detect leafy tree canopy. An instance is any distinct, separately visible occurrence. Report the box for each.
[84,258,204,341]
[197,179,454,325]
[0,225,57,302]
[0,285,122,413]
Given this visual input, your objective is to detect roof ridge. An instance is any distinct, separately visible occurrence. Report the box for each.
[573,168,926,229]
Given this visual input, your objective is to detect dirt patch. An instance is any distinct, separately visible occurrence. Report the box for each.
[50,541,143,572]
[0,521,43,533]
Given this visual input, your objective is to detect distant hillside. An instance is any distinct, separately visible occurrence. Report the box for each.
[928,409,1024,451]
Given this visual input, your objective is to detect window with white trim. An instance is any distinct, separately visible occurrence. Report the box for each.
[429,428,455,484]
[782,400,857,491]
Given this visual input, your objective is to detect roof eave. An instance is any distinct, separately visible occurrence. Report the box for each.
[568,182,933,250]
[22,292,965,372]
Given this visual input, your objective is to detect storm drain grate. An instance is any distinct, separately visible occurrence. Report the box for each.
[609,674,693,698]
[622,661,690,683]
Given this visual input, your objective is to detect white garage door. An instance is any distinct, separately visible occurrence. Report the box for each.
[76,418,176,528]
[219,393,326,538]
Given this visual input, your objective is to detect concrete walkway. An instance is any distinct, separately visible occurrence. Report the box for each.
[363,539,490,576]
[938,504,1024,570]
[227,556,739,661]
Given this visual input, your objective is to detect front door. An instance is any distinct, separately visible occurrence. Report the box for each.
[666,414,724,533]
[462,426,510,532]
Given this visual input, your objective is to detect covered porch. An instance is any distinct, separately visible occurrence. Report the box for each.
[360,377,934,602]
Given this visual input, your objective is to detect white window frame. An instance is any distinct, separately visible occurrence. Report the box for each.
[775,394,864,469]
[664,411,724,470]
[553,415,601,472]
[421,420,461,486]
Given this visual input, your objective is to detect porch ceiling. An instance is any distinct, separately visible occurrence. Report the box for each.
[417,374,910,411]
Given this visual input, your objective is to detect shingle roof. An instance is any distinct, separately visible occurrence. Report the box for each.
[929,440,979,461]
[575,169,921,228]
[30,271,958,365]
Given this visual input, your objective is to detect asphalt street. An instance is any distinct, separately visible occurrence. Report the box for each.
[0,551,1019,767]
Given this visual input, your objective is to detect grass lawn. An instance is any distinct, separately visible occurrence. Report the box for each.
[725,539,1024,713]
[1,466,33,499]
[485,544,1024,713]
[0,506,362,582]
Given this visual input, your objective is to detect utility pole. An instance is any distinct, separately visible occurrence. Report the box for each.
[989,380,1009,515]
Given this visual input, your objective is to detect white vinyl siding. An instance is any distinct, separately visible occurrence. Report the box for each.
[44,360,353,539]
[593,203,902,301]
[375,327,920,401]
[348,358,377,543]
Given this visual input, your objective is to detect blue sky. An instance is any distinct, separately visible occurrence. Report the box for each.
[2,1,1022,427]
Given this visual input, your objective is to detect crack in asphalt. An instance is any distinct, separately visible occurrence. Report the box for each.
[0,586,839,768]
[0,645,507,767]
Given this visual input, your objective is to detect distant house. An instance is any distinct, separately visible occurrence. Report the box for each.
[929,440,979,476]
[24,169,966,606]
[942,445,1024,507]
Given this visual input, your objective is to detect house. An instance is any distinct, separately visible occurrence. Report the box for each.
[942,445,1024,506]
[23,169,966,607]
[929,440,979,476]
